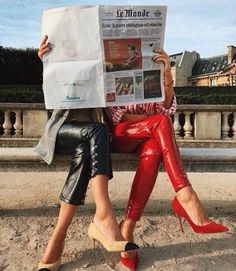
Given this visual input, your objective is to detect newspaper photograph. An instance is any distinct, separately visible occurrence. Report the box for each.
[41,5,167,109]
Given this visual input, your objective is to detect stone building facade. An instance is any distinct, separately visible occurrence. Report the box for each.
[170,45,236,87]
[170,51,198,87]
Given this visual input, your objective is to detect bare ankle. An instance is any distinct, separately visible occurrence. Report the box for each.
[177,186,196,203]
[41,237,64,264]
[94,212,116,225]
[122,218,136,229]
[93,214,124,241]
[121,218,136,241]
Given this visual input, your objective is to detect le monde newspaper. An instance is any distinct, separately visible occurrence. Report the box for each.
[41,5,167,109]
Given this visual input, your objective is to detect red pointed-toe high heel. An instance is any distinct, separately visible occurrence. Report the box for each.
[172,196,229,234]
[120,252,139,271]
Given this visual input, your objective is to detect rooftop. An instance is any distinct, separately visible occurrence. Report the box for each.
[192,54,236,76]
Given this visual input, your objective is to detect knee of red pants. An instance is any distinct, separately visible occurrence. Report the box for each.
[137,138,162,159]
[144,114,173,132]
[157,114,173,129]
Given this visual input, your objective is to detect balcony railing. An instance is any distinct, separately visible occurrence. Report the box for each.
[1,103,236,147]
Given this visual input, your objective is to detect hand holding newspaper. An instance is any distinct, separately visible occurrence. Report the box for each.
[41,5,167,109]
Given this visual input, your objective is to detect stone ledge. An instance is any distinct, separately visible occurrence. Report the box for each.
[0,138,39,148]
[0,147,236,172]
[1,138,236,148]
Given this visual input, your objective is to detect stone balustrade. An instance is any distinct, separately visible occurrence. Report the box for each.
[0,103,48,139]
[1,103,236,147]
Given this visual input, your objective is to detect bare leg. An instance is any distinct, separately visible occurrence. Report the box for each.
[91,174,124,241]
[39,123,123,265]
[41,202,77,264]
[40,174,124,264]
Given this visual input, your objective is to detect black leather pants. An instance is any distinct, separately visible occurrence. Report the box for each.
[55,121,112,206]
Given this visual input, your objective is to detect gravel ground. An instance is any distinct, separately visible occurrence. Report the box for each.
[0,171,235,271]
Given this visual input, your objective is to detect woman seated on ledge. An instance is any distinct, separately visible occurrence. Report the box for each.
[105,48,229,271]
[35,35,139,271]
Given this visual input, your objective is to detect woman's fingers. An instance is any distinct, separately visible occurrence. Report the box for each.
[152,49,170,66]
[152,54,172,80]
[153,48,168,57]
[40,47,51,57]
[152,55,170,66]
[40,42,50,51]
[38,46,49,60]
[38,35,51,60]
[40,35,48,47]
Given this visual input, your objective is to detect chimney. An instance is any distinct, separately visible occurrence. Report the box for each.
[227,45,236,64]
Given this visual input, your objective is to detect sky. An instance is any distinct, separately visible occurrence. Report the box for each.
[0,0,235,58]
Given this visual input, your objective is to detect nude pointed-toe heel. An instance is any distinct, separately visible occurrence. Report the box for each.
[87,222,139,252]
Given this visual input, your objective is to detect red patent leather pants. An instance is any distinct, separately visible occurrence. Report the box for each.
[111,114,191,221]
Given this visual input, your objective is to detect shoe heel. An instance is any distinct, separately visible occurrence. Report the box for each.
[90,237,96,249]
[175,213,184,233]
[87,222,139,252]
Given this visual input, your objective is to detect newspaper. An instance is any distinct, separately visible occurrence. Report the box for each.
[41,5,167,109]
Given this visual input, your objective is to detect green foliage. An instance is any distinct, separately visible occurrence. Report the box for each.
[0,85,43,103]
[0,85,236,104]
[175,86,236,105]
[0,47,42,84]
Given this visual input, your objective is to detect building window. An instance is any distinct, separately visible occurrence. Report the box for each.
[232,75,236,86]
[210,78,217,86]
